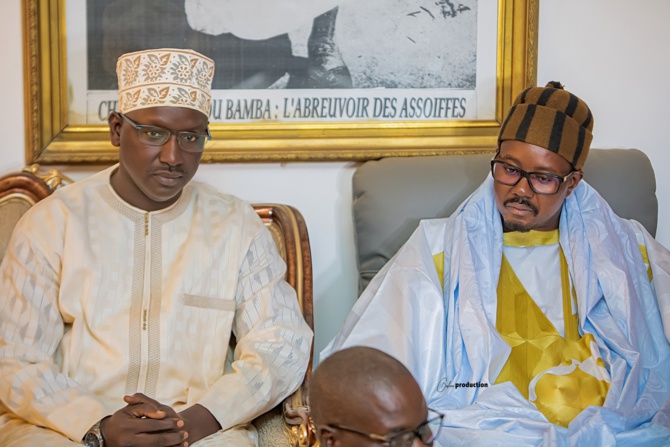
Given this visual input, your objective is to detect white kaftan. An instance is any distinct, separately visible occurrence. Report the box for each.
[323,176,670,446]
[0,165,312,445]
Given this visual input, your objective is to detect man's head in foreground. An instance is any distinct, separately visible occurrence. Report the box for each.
[494,81,593,232]
[310,346,442,447]
[108,48,214,211]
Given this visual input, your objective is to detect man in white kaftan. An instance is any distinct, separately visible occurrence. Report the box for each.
[323,82,670,446]
[0,49,312,446]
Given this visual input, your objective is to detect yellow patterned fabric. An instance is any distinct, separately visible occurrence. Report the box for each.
[495,233,610,427]
[116,49,214,116]
[433,252,444,292]
[639,245,653,281]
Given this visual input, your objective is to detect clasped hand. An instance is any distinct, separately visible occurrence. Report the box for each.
[100,393,189,447]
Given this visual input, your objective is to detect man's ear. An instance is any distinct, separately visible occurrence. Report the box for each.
[317,426,337,447]
[565,170,583,197]
[108,112,122,148]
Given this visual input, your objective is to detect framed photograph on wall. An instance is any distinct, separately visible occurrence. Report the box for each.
[23,0,538,164]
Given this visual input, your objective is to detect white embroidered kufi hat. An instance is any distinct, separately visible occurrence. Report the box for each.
[116,48,214,116]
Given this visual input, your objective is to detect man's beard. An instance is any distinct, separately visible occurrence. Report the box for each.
[502,220,533,232]
[502,197,538,232]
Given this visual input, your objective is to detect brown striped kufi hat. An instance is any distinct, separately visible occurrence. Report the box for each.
[498,81,593,170]
[116,48,214,117]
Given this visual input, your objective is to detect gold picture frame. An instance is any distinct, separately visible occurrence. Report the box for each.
[23,0,538,164]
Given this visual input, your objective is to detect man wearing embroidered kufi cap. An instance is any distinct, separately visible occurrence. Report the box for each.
[322,82,670,445]
[0,48,312,447]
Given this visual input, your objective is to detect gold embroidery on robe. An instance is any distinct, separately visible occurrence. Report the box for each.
[495,231,610,427]
[639,244,653,281]
[433,252,444,292]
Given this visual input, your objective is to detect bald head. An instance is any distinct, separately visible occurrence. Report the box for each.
[311,347,428,446]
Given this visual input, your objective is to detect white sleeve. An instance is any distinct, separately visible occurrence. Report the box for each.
[0,209,108,441]
[197,227,313,429]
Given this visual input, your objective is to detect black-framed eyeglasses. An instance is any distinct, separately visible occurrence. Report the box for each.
[326,408,443,447]
[491,159,574,195]
[119,113,211,153]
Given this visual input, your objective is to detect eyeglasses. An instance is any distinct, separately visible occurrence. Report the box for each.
[326,408,443,447]
[119,113,211,153]
[491,159,574,195]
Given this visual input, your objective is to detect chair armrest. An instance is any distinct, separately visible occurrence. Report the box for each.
[283,366,316,447]
[253,204,317,447]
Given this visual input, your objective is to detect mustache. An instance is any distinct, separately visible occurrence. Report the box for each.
[504,197,538,215]
[148,165,186,175]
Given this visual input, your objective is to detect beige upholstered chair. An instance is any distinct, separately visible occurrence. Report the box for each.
[0,166,317,447]
[0,165,62,260]
[352,148,658,295]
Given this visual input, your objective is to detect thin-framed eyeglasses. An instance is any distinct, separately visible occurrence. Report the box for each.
[490,159,575,195]
[119,113,211,153]
[326,408,443,447]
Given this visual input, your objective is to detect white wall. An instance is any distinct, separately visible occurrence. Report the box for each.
[1,0,669,360]
[538,1,670,246]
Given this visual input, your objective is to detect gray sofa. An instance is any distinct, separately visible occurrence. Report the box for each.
[352,148,658,295]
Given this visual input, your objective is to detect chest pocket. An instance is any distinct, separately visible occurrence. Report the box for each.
[180,294,237,387]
